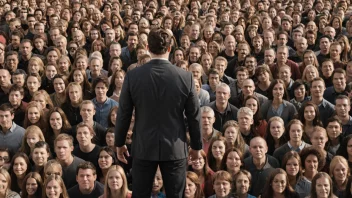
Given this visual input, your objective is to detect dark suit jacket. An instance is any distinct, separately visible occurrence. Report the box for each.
[115,59,202,161]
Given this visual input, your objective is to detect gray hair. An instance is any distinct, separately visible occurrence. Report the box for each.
[237,107,253,118]
[200,106,214,116]
[216,83,230,93]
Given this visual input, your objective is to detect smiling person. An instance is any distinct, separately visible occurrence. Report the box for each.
[232,170,255,198]
[310,172,337,198]
[330,156,350,197]
[44,175,69,198]
[221,148,243,177]
[260,168,299,198]
[207,136,227,172]
[23,101,47,132]
[31,141,51,177]
[21,172,43,198]
[0,168,20,198]
[19,125,45,157]
[208,171,233,198]
[8,152,31,193]
[96,147,118,184]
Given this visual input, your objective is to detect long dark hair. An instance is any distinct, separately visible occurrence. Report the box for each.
[21,172,43,198]
[297,101,323,126]
[243,95,263,127]
[96,147,118,180]
[46,107,72,150]
[336,134,352,159]
[9,152,31,193]
[261,168,297,198]
[267,79,289,101]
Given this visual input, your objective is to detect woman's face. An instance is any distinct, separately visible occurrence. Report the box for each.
[76,58,88,70]
[315,177,330,198]
[45,66,57,80]
[107,170,123,190]
[32,147,49,166]
[98,150,113,170]
[224,126,238,145]
[28,107,40,124]
[174,50,184,63]
[184,178,197,198]
[13,157,28,177]
[270,121,284,140]
[26,178,38,196]
[68,86,82,104]
[306,68,317,82]
[152,170,163,193]
[111,60,121,74]
[191,156,205,171]
[73,70,84,84]
[294,85,306,99]
[47,51,59,64]
[338,38,346,50]
[33,93,47,109]
[0,173,8,194]
[112,15,120,26]
[50,112,63,131]
[272,173,286,194]
[305,154,318,173]
[211,140,226,160]
[105,132,115,147]
[34,38,44,51]
[226,151,241,173]
[45,165,62,179]
[347,139,352,157]
[27,132,40,149]
[286,157,300,176]
[53,78,65,94]
[29,61,40,74]
[194,80,200,94]
[90,30,99,40]
[73,12,82,22]
[272,83,284,99]
[114,72,124,88]
[46,180,62,198]
[333,162,348,183]
[27,76,40,93]
[304,106,316,122]
[333,18,340,29]
[245,98,258,114]
[327,121,342,140]
[214,179,231,197]
[201,54,212,71]
[304,53,315,65]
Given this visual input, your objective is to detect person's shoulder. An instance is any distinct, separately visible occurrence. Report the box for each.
[95,181,105,191]
[6,190,20,198]
[67,184,80,195]
[13,123,25,133]
[73,156,85,164]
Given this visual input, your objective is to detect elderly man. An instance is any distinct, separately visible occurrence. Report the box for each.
[207,83,238,131]
[200,106,221,153]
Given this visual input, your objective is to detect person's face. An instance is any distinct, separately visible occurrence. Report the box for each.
[214,60,227,77]
[276,47,288,62]
[55,139,73,161]
[245,98,258,115]
[330,45,341,59]
[46,180,62,198]
[226,151,241,173]
[95,82,108,99]
[273,83,284,99]
[77,126,93,147]
[311,131,328,149]
[303,53,315,65]
[211,140,226,160]
[6,55,18,71]
[58,59,69,73]
[209,74,220,88]
[311,80,325,97]
[0,173,8,194]
[286,157,299,176]
[333,162,348,183]
[296,39,308,52]
[315,177,330,198]
[26,177,38,196]
[50,112,62,131]
[189,48,200,62]
[34,38,44,51]
[213,179,231,197]
[181,36,190,49]
[32,147,49,166]
[0,151,10,168]
[224,126,238,145]
[68,85,81,104]
[282,20,291,31]
[321,62,334,77]
[304,106,316,122]
[152,169,163,193]
[11,36,20,48]
[264,50,275,64]
[29,61,40,75]
[55,39,66,53]
[201,55,212,71]
[272,173,286,194]
[12,74,24,87]
[33,94,46,109]
[270,121,284,140]
[305,154,318,172]
[107,170,123,190]
[184,178,197,198]
[90,59,102,75]
[13,157,27,177]
[289,123,303,142]
[27,107,40,124]
[235,174,250,195]
[244,57,256,74]
[47,51,59,64]
[105,132,115,147]
[320,38,331,53]
[237,44,249,59]
[105,30,115,42]
[216,86,230,104]
[80,103,95,121]
[110,44,121,57]
[190,67,202,80]
[21,42,33,56]
[279,68,291,82]
[45,66,57,80]
[0,110,13,130]
[98,150,113,170]
[241,80,254,96]
[336,98,351,118]
[127,35,138,49]
[333,73,346,91]
[53,78,65,94]
[72,32,83,42]
[327,121,342,140]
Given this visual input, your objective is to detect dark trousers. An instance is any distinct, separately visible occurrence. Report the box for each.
[132,158,187,198]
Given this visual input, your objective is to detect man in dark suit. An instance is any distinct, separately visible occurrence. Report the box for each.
[115,28,203,198]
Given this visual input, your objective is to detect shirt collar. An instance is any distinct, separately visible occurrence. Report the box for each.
[288,141,306,151]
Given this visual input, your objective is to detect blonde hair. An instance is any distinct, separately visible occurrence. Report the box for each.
[43,175,69,198]
[20,125,45,155]
[28,56,45,76]
[103,165,130,198]
[330,156,350,186]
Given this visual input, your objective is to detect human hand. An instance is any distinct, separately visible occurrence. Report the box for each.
[116,145,130,164]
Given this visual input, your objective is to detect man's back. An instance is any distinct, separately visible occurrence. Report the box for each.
[116,59,201,161]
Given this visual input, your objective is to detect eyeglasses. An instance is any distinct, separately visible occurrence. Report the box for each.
[0,156,9,163]
[69,47,77,51]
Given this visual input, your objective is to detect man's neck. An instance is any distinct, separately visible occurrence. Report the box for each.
[215,102,227,113]
[277,60,286,66]
[311,96,323,105]
[96,96,107,104]
[253,156,266,170]
[1,84,11,93]
[79,185,94,195]
[22,53,31,60]
[150,52,170,60]
[240,128,251,136]
[59,155,74,167]
[79,143,95,153]
[254,48,262,53]
[82,119,94,126]
[0,124,12,133]
[334,86,345,93]
[338,115,350,124]
[332,57,341,62]
[202,128,213,140]
[225,49,234,56]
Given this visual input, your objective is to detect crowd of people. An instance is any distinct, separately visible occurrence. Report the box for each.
[0,0,351,196]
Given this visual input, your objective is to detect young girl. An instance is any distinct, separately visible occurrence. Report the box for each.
[24,74,42,102]
[19,125,45,156]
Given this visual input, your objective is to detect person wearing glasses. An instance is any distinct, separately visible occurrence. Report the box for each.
[0,147,10,170]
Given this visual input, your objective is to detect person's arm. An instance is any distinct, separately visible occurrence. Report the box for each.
[185,74,202,151]
[115,73,133,147]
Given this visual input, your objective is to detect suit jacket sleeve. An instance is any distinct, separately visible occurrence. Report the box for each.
[185,74,203,151]
[115,73,134,147]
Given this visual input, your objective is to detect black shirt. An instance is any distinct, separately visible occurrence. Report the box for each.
[67,181,104,198]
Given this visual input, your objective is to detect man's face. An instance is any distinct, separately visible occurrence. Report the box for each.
[180,36,190,49]
[277,34,287,46]
[276,48,288,63]
[336,98,351,118]
[109,44,121,57]
[319,38,331,54]
[264,50,275,64]
[0,70,10,87]
[55,38,66,52]
[11,36,20,48]
[296,39,308,53]
[12,74,24,87]
[236,71,248,85]
[20,42,33,56]
[190,66,202,79]
[324,27,336,39]
[90,59,102,75]
[310,80,326,98]
[322,61,334,77]
[27,17,36,30]
[201,111,215,130]
[306,33,315,45]
[95,82,108,98]
[49,16,59,26]
[216,86,230,104]
[252,38,263,50]
[189,48,200,62]
[9,91,23,107]
[128,24,138,34]
[0,110,13,129]
[225,37,236,51]
[237,44,249,59]
[279,67,291,83]
[241,80,255,96]
[214,60,226,77]
[50,29,60,42]
[35,24,44,34]
[282,20,291,31]
[333,73,346,91]
[77,126,93,147]
[209,74,220,88]
[249,138,267,159]
[6,55,18,71]
[127,35,138,49]
[80,104,96,121]
[76,168,96,192]
[238,112,253,130]
[244,57,256,75]
[330,45,341,60]
[263,32,274,46]
[55,140,73,161]
[9,21,20,32]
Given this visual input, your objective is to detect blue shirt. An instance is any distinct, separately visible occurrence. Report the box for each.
[0,122,25,155]
[92,98,119,128]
